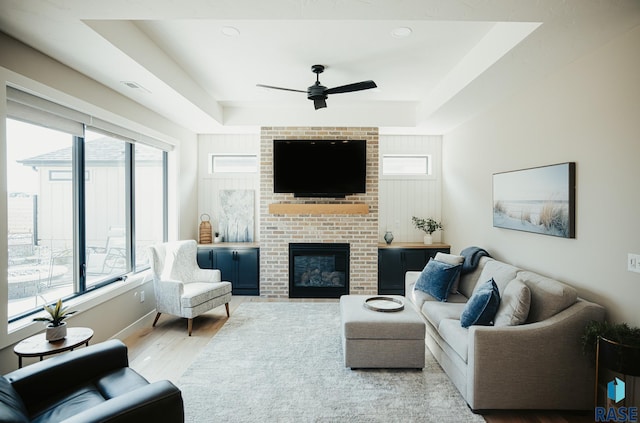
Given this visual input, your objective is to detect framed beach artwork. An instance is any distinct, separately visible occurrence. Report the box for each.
[493,162,575,238]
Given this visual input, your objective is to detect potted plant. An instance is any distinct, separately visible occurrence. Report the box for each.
[581,320,640,376]
[33,298,77,342]
[412,216,443,244]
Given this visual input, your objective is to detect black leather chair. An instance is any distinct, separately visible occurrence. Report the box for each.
[1,339,183,423]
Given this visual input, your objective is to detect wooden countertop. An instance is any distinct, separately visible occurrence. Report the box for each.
[198,242,450,249]
[198,242,260,248]
[378,242,450,249]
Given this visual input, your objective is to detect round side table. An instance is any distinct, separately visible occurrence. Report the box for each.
[13,327,94,368]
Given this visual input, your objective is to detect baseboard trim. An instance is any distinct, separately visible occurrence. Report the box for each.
[111,309,156,341]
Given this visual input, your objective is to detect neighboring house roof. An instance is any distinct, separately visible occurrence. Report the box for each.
[18,137,162,167]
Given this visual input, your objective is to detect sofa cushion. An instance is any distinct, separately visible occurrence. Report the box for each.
[434,252,465,293]
[438,319,470,363]
[181,282,230,308]
[410,287,468,312]
[414,260,462,302]
[494,279,531,326]
[31,385,105,423]
[421,302,466,330]
[457,256,494,299]
[0,377,28,423]
[473,260,520,296]
[517,271,578,323]
[460,278,501,328]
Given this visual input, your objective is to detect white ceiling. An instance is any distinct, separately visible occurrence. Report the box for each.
[1,0,639,134]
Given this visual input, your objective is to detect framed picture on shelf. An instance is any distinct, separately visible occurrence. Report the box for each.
[493,162,576,238]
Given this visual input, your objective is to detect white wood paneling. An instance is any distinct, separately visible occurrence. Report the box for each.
[198,133,260,241]
[378,135,443,243]
[198,133,439,245]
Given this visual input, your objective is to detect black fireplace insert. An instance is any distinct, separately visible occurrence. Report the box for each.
[289,243,350,298]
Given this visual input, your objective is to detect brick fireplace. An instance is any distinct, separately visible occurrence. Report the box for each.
[259,126,379,298]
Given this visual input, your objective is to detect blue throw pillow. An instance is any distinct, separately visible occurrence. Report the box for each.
[460,278,501,328]
[414,259,462,302]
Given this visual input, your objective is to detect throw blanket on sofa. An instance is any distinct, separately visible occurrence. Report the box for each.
[460,247,491,274]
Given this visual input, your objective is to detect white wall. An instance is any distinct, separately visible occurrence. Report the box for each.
[442,25,640,326]
[197,133,261,241]
[197,132,443,245]
[0,33,198,373]
[378,134,443,243]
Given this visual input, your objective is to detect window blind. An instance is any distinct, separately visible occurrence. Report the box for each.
[6,86,174,151]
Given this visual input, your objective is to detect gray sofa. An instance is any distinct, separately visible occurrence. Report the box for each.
[405,255,605,412]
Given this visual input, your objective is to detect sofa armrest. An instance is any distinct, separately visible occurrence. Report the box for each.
[154,279,185,315]
[61,380,184,423]
[405,271,421,300]
[466,299,605,411]
[192,268,221,283]
[6,340,129,410]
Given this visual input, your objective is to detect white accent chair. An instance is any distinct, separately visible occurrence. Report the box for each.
[148,240,232,336]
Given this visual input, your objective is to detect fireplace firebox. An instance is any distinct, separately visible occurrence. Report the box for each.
[289,243,350,298]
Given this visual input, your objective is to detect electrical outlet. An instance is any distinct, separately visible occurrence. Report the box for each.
[140,291,145,303]
[628,253,640,273]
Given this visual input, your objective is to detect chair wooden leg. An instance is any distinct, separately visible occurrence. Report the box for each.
[188,318,193,336]
[225,302,230,317]
[152,312,161,327]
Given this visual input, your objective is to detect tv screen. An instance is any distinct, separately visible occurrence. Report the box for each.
[273,139,367,197]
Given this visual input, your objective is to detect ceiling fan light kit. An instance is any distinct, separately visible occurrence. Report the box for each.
[257,64,377,110]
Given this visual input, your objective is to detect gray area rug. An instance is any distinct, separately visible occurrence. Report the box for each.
[177,302,484,422]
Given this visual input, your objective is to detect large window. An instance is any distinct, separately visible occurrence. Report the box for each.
[6,120,75,319]
[134,143,166,271]
[6,88,169,322]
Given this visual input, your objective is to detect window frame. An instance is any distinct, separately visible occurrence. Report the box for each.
[380,154,433,179]
[5,88,169,323]
[208,153,259,174]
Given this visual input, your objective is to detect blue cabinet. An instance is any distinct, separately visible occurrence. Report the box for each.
[378,243,450,295]
[197,245,259,295]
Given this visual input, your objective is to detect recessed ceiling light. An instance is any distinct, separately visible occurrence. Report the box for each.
[221,26,240,37]
[391,27,412,38]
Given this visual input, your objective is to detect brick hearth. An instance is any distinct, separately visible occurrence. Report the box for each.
[259,127,379,298]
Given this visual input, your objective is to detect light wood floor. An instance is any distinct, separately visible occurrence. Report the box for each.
[121,297,593,423]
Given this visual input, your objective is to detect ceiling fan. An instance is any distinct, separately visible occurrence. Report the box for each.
[256,64,377,110]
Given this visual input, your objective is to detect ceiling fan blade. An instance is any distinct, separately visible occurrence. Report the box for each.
[325,80,377,95]
[314,98,327,110]
[256,84,306,93]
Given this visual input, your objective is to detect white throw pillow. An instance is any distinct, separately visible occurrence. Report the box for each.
[493,279,531,327]
[434,252,465,293]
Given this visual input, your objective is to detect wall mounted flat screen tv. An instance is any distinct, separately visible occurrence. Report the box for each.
[273,139,367,198]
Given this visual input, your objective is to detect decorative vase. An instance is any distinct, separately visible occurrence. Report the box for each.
[423,234,433,245]
[383,231,394,244]
[214,235,223,244]
[46,322,67,342]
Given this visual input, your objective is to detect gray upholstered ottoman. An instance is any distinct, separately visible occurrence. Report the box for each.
[340,295,425,369]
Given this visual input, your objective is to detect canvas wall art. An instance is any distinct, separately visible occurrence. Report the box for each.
[219,189,254,242]
[493,162,575,238]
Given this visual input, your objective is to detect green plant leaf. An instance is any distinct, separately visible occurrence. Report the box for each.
[34,298,76,326]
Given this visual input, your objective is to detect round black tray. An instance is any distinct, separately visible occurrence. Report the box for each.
[363,296,405,312]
